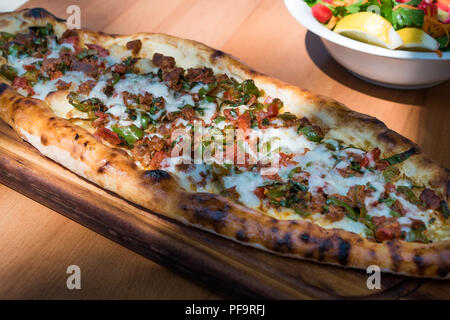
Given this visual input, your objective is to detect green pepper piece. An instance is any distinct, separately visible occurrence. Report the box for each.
[111,72,121,85]
[350,161,364,173]
[267,188,285,199]
[140,113,151,129]
[23,69,39,84]
[278,112,297,121]
[240,79,259,96]
[293,207,310,217]
[0,64,17,81]
[112,125,144,145]
[30,23,54,37]
[288,167,302,179]
[8,43,21,57]
[198,82,218,101]
[384,147,417,165]
[67,92,103,113]
[382,166,400,183]
[360,214,376,236]
[405,226,429,243]
[380,197,396,207]
[322,139,341,151]
[366,182,377,191]
[0,32,14,41]
[326,197,358,221]
[389,210,401,217]
[57,62,69,74]
[441,200,449,219]
[76,49,97,60]
[297,125,323,142]
[291,180,308,192]
[213,116,226,124]
[396,186,418,204]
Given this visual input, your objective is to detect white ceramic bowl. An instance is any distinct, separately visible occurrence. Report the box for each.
[284,0,450,89]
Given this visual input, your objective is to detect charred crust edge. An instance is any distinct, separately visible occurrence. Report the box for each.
[141,169,170,182]
[23,8,65,22]
[0,83,10,95]
[337,237,351,265]
[210,49,224,61]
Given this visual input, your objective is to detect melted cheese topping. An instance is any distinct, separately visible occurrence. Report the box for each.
[6,37,444,241]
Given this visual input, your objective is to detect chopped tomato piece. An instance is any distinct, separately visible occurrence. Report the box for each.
[223,108,238,121]
[150,151,168,169]
[279,153,298,167]
[384,183,396,194]
[50,70,63,80]
[312,4,333,23]
[266,102,279,118]
[418,0,438,15]
[264,96,273,104]
[254,187,266,200]
[92,111,108,128]
[24,65,35,71]
[237,111,251,130]
[372,216,402,242]
[86,44,110,57]
[255,102,280,127]
[12,76,35,96]
[93,127,122,145]
[361,147,381,168]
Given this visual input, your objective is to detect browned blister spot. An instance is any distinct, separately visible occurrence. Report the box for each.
[438,265,448,278]
[377,130,397,147]
[317,238,333,261]
[181,194,230,231]
[413,253,425,276]
[300,232,310,243]
[24,7,65,22]
[24,99,37,105]
[336,237,351,265]
[97,161,111,174]
[273,232,293,253]
[40,135,48,146]
[210,50,224,62]
[446,179,450,199]
[236,230,249,242]
[141,169,170,183]
[0,83,9,95]
[0,19,11,28]
[113,148,128,156]
[387,240,402,272]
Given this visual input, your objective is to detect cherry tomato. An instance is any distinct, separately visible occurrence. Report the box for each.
[312,3,333,23]
[437,1,450,11]
[418,0,438,16]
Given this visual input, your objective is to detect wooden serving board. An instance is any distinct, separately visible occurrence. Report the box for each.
[0,120,449,299]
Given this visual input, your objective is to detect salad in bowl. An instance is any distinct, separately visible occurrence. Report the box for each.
[307,0,450,53]
[285,0,450,88]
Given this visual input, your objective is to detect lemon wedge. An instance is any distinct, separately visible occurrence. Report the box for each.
[397,28,440,51]
[334,12,403,49]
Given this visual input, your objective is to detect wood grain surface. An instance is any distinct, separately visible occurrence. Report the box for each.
[0,0,448,299]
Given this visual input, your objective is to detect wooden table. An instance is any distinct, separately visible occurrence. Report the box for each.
[0,0,448,299]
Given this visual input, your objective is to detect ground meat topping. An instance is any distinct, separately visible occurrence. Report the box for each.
[126,39,142,55]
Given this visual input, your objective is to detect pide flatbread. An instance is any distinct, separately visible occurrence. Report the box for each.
[0,8,448,279]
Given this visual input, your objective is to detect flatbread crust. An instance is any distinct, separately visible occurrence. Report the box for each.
[0,8,448,279]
